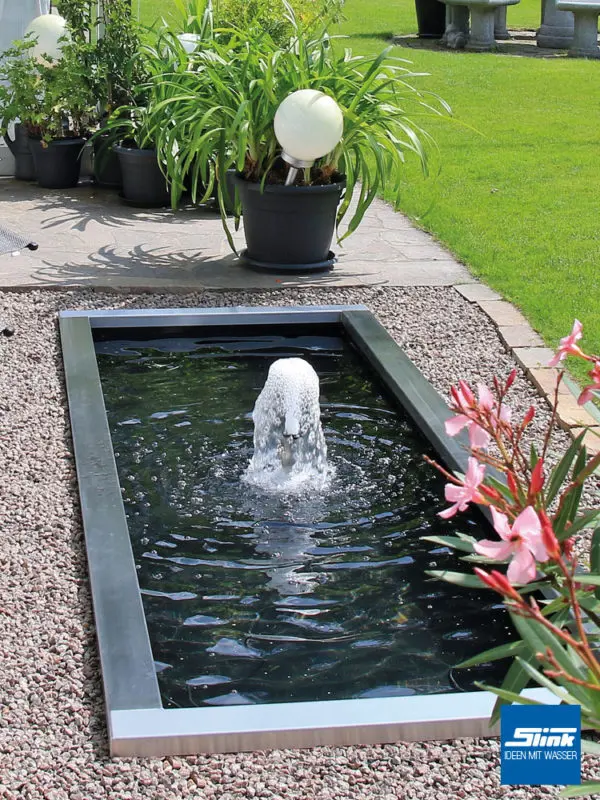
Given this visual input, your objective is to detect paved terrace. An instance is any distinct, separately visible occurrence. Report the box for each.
[0,179,470,290]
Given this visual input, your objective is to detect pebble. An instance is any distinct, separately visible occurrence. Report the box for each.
[0,287,597,799]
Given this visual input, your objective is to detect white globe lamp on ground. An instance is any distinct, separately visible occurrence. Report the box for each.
[24,14,68,64]
[274,89,343,186]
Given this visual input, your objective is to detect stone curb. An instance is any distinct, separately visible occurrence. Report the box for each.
[455,283,600,456]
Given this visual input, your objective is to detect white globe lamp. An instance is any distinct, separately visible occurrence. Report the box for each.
[177,33,202,55]
[25,14,69,64]
[274,89,343,186]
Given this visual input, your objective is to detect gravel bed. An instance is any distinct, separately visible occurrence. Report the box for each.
[0,286,598,800]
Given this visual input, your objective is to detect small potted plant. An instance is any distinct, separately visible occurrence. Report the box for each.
[26,37,97,189]
[92,0,146,188]
[150,1,448,271]
[96,29,202,208]
[0,39,40,181]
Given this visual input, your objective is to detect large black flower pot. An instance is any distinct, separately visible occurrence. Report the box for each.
[415,0,447,38]
[93,135,122,189]
[234,174,346,273]
[29,137,85,189]
[115,144,170,208]
[212,169,237,215]
[4,123,36,181]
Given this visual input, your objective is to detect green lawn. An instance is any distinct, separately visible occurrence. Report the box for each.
[137,0,600,379]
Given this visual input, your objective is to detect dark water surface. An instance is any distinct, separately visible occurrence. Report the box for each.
[96,328,511,709]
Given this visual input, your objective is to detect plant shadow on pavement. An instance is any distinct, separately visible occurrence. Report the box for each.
[34,244,239,283]
[31,243,389,288]
[0,180,221,233]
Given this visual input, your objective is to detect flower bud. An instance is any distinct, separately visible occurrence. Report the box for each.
[474,568,520,599]
[522,406,536,427]
[539,509,560,561]
[458,380,475,406]
[479,484,501,502]
[505,369,517,391]
[529,458,545,496]
[507,471,520,501]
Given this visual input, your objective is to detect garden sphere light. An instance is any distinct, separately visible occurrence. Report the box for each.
[25,14,68,64]
[177,33,202,54]
[274,89,343,186]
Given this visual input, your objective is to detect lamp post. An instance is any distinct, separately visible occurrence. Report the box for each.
[274,89,343,187]
[24,13,68,63]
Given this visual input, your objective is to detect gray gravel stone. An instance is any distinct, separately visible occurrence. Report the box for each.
[0,287,598,799]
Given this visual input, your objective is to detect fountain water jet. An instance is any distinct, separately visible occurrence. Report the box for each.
[243,357,330,492]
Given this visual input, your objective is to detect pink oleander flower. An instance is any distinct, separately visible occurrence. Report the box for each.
[438,457,485,519]
[548,319,584,366]
[474,506,549,585]
[578,361,600,406]
[445,383,493,449]
[445,382,511,449]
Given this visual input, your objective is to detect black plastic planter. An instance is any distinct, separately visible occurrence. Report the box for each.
[415,0,447,38]
[115,144,170,208]
[4,123,36,181]
[234,174,345,273]
[93,135,122,189]
[212,169,237,216]
[29,137,85,189]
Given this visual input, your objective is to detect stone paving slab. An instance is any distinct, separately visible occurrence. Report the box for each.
[0,180,471,289]
[571,427,600,458]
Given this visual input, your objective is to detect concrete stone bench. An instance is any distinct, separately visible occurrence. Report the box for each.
[442,0,520,51]
[556,0,600,56]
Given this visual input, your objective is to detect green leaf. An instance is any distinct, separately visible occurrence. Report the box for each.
[555,445,587,537]
[546,431,586,506]
[486,476,515,503]
[562,511,600,541]
[510,612,592,707]
[421,535,476,554]
[530,443,539,469]
[581,738,600,755]
[569,575,600,587]
[455,639,527,669]
[478,681,544,726]
[591,528,600,601]
[560,782,600,797]
[490,653,541,725]
[514,656,588,709]
[425,570,486,589]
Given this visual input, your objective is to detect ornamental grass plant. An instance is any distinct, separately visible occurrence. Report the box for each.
[143,1,449,250]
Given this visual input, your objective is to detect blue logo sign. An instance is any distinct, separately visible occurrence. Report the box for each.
[501,705,581,786]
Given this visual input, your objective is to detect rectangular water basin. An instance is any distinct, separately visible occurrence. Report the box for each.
[59,305,556,757]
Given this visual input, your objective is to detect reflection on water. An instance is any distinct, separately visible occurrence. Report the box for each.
[96,330,513,708]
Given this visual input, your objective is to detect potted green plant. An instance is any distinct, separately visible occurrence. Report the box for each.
[0,39,40,181]
[97,14,218,207]
[149,2,448,271]
[96,32,197,207]
[26,37,98,189]
[107,105,171,207]
[92,0,146,188]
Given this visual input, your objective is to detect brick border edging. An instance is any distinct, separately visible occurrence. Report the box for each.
[455,283,600,458]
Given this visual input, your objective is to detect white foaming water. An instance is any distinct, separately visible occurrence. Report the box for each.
[243,358,331,493]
